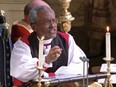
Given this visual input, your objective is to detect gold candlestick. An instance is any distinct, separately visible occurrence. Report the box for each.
[103,57,114,87]
[36,36,44,87]
[37,67,43,87]
[58,0,75,33]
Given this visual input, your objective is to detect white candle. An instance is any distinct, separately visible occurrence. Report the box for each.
[38,36,44,68]
[106,26,111,59]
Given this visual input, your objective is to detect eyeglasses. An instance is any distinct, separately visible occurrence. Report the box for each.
[38,18,58,27]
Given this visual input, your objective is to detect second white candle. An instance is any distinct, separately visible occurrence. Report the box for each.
[106,26,111,60]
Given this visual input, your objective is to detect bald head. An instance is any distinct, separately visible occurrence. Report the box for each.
[24,3,33,16]
[24,0,50,16]
[30,0,50,8]
[23,0,50,24]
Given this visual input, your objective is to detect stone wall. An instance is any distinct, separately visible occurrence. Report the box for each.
[0,0,31,34]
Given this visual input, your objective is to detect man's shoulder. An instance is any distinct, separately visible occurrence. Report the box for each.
[12,19,27,29]
[20,34,30,45]
[57,31,69,43]
[12,20,22,25]
[12,20,26,30]
[57,31,69,38]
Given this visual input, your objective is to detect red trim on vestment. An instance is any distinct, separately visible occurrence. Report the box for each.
[48,72,55,77]
[13,78,23,86]
[11,24,31,44]
[20,35,30,45]
[57,31,69,44]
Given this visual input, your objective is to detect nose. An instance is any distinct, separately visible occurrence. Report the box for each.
[50,22,56,27]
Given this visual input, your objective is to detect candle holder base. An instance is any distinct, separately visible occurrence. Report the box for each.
[37,67,43,87]
[103,57,114,87]
[103,58,114,62]
[104,77,113,87]
[37,82,42,87]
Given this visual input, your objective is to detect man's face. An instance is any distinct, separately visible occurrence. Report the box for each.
[34,9,57,40]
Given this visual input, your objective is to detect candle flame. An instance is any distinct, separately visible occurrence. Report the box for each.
[106,26,109,32]
[40,36,44,40]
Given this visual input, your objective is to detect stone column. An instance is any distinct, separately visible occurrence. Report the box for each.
[91,0,110,28]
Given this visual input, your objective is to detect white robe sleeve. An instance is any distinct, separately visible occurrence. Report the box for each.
[10,40,39,82]
[55,34,88,75]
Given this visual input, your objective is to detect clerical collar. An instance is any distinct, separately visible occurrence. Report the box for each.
[43,38,53,49]
[37,36,52,43]
[43,38,53,45]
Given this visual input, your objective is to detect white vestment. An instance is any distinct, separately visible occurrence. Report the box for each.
[10,34,88,82]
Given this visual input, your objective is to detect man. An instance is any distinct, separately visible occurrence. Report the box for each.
[11,0,51,86]
[10,5,87,86]
[11,3,33,44]
[11,0,50,44]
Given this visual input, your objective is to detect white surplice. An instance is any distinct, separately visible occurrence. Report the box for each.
[10,34,88,82]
